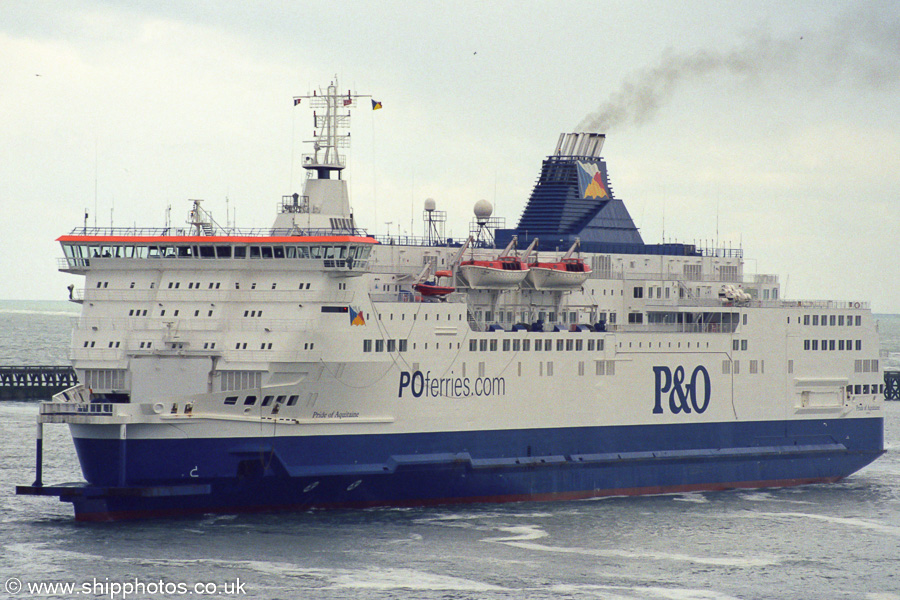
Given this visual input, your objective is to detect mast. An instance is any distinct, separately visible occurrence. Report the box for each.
[274,78,372,232]
[293,78,371,181]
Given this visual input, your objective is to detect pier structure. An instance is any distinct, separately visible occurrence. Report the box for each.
[886,370,900,401]
[0,366,78,400]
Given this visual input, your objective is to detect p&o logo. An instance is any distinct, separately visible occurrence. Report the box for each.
[652,365,711,415]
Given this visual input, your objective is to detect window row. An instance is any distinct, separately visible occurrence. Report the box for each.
[473,310,616,325]
[129,308,218,317]
[804,339,862,351]
[231,342,303,351]
[855,359,879,373]
[468,337,606,353]
[82,369,126,390]
[849,384,884,395]
[515,359,616,377]
[803,314,862,327]
[380,312,462,321]
[621,340,710,349]
[167,281,222,289]
[363,339,409,353]
[722,360,765,374]
[224,394,300,407]
[65,243,373,261]
[82,340,148,348]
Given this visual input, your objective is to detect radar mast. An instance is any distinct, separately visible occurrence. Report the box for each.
[293,78,371,180]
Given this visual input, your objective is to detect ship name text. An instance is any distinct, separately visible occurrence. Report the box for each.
[652,365,711,415]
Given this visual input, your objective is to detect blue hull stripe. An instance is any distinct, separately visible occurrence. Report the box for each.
[35,417,883,520]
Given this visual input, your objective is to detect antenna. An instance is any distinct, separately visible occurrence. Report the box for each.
[468,199,505,248]
[423,198,446,246]
[716,196,720,252]
[93,138,98,229]
[473,199,493,246]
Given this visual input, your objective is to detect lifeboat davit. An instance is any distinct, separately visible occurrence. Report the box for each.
[458,256,529,289]
[525,258,591,290]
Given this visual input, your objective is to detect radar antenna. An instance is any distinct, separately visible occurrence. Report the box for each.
[423,198,447,246]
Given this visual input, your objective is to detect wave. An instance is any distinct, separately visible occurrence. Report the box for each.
[733,511,900,537]
[482,524,780,567]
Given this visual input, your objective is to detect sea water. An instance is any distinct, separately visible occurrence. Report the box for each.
[1,301,898,600]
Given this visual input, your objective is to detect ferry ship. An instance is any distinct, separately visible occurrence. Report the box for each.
[18,80,885,521]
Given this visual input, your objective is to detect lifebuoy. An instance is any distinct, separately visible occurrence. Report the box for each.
[854,302,860,309]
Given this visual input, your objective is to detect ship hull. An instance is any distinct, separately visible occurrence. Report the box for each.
[45,416,883,521]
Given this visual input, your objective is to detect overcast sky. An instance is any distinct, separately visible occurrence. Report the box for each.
[2,1,898,313]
